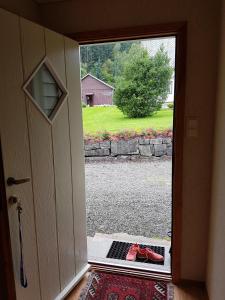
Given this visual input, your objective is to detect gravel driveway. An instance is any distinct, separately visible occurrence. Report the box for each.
[85,158,172,239]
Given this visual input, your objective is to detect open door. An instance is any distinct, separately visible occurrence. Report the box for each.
[0,8,88,300]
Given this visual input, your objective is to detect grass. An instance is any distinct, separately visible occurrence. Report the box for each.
[82,106,173,134]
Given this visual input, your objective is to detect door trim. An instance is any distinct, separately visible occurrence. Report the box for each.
[55,264,91,300]
[0,24,186,300]
[68,22,186,45]
[22,56,69,125]
[91,262,172,281]
[70,22,187,284]
[0,140,17,300]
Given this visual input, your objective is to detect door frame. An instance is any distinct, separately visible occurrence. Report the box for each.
[0,141,17,300]
[70,22,187,284]
[0,22,186,299]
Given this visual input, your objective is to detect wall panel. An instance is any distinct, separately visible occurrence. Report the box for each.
[206,0,225,298]
[45,28,76,289]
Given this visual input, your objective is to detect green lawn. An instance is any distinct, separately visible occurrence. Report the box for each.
[82,106,173,134]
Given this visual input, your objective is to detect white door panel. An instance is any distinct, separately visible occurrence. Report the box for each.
[0,9,41,300]
[65,37,88,273]
[0,8,87,300]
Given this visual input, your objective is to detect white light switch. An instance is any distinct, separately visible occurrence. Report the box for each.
[186,117,198,138]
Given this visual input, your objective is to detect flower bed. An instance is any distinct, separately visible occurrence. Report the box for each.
[84,128,173,144]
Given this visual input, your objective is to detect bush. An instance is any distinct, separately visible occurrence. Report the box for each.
[100,131,110,140]
[84,128,173,143]
[167,103,174,109]
[114,44,173,118]
[82,101,87,108]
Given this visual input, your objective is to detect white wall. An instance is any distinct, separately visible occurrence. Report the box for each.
[206,0,225,298]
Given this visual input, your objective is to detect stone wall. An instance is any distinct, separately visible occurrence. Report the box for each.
[84,138,172,158]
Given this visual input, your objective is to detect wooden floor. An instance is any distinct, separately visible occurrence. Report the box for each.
[66,272,208,300]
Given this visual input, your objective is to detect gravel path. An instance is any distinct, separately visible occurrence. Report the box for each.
[85,158,172,239]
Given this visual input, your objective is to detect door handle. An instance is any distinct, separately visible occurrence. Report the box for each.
[7,177,30,186]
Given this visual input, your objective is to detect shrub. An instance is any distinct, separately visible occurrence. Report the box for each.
[114,44,173,118]
[167,103,174,109]
[141,128,158,139]
[84,128,173,143]
[115,130,137,140]
[100,131,110,140]
[82,101,87,108]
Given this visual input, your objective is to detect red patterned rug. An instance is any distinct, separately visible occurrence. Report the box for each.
[79,272,173,300]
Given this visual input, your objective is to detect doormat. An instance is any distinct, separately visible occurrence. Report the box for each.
[106,241,165,265]
[79,271,174,300]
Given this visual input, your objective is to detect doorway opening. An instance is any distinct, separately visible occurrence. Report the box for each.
[86,94,94,106]
[0,15,186,299]
[80,36,176,275]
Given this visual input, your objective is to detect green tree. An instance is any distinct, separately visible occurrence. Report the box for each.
[80,41,139,84]
[114,44,173,118]
[101,48,129,85]
[80,63,88,78]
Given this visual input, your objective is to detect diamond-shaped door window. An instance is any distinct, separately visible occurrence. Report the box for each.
[23,58,68,123]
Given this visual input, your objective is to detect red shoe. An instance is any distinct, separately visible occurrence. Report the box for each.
[137,247,164,262]
[126,243,140,261]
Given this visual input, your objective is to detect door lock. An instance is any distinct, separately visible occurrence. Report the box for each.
[8,196,18,205]
[7,177,30,186]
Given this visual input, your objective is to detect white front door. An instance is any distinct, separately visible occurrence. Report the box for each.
[0,8,88,300]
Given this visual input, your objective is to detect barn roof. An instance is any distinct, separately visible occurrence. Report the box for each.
[81,73,114,90]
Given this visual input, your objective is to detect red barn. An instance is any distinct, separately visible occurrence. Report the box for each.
[81,74,114,106]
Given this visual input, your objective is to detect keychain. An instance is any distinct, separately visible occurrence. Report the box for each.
[17,200,28,288]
